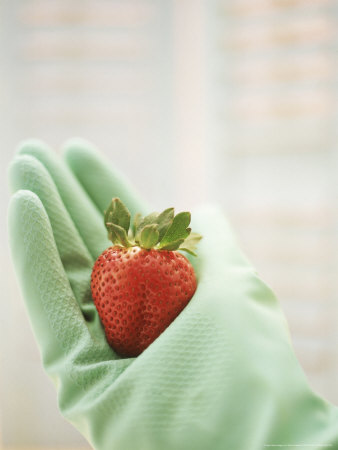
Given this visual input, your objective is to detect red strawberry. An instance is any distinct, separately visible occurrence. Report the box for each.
[91,198,202,357]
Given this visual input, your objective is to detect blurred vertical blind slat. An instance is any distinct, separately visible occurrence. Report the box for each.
[211,0,338,401]
[5,0,173,205]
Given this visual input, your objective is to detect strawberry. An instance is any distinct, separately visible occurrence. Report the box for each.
[91,198,202,357]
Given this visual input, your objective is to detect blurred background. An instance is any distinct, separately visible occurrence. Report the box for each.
[1,0,337,448]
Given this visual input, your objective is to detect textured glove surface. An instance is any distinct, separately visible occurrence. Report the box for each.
[8,139,338,450]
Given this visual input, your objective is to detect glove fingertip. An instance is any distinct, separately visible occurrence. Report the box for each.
[8,154,44,194]
[8,189,46,228]
[9,188,44,210]
[62,137,107,176]
[8,190,48,261]
[62,137,99,156]
[16,138,52,154]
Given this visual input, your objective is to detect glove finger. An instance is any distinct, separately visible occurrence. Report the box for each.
[9,154,103,332]
[63,138,150,216]
[16,139,109,260]
[8,190,116,379]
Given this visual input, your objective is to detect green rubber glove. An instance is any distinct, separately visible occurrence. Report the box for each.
[8,139,338,450]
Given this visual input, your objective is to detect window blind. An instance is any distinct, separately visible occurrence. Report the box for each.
[2,0,174,205]
[209,0,338,403]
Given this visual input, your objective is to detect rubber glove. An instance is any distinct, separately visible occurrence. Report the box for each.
[8,139,338,450]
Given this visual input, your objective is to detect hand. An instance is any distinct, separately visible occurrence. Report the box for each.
[8,139,338,450]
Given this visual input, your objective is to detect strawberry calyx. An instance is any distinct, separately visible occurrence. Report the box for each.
[104,198,202,256]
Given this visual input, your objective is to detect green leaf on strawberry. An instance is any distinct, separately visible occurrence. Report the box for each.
[178,232,203,256]
[140,224,160,249]
[104,198,202,254]
[135,212,159,243]
[132,212,142,237]
[106,222,132,247]
[159,239,185,251]
[104,197,130,233]
[158,212,191,249]
[156,207,175,240]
